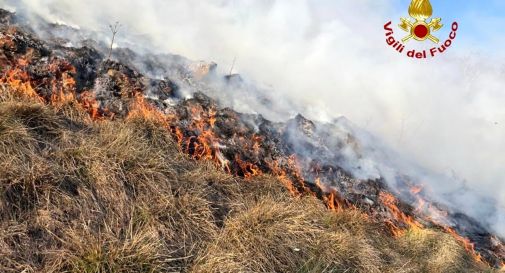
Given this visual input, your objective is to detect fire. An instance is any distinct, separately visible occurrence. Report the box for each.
[408,184,430,214]
[181,105,220,162]
[444,227,484,263]
[0,54,363,213]
[172,127,184,147]
[267,159,300,196]
[79,91,102,119]
[2,31,501,266]
[17,58,29,67]
[410,185,423,195]
[315,177,326,192]
[127,94,169,126]
[324,190,346,212]
[286,155,310,192]
[209,108,217,128]
[379,192,423,236]
[1,68,44,102]
[1,57,80,109]
[50,71,77,105]
[235,154,261,179]
[251,134,262,156]
[164,103,235,172]
[405,181,487,263]
[47,60,77,105]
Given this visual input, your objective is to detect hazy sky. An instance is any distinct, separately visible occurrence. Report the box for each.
[399,0,505,51]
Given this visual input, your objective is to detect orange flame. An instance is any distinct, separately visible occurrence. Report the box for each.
[1,68,44,102]
[235,154,261,179]
[252,134,262,156]
[1,46,495,266]
[127,94,169,126]
[325,190,346,212]
[314,177,350,211]
[267,159,300,196]
[406,183,487,264]
[410,185,423,195]
[444,227,484,263]
[286,155,311,193]
[50,71,77,106]
[1,58,79,107]
[379,192,423,236]
[79,91,102,120]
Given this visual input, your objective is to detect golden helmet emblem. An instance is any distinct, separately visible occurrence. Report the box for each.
[399,0,443,43]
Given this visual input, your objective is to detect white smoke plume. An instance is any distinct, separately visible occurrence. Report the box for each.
[1,0,504,236]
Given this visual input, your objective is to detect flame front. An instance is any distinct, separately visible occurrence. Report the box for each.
[1,68,42,101]
[0,63,494,264]
[380,192,423,236]
[1,56,77,106]
[407,183,487,264]
[1,26,503,267]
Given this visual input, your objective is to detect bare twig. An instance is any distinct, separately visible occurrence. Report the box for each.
[108,22,121,60]
[229,56,236,76]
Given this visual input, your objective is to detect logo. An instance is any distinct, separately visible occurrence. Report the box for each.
[384,0,458,59]
[399,0,442,43]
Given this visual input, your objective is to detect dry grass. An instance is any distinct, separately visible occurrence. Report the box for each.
[0,86,495,273]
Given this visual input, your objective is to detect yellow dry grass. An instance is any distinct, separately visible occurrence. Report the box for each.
[0,85,495,273]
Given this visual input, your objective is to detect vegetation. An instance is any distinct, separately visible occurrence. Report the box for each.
[0,85,494,272]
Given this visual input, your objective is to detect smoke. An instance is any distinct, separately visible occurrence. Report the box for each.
[2,0,504,236]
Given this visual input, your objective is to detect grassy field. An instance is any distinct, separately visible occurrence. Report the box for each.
[0,85,494,272]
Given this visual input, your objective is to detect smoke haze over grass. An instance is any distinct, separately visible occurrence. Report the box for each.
[2,0,504,236]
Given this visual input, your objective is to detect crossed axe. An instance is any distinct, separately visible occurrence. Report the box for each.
[399,17,443,43]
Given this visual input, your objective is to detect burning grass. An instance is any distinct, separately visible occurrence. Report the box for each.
[1,22,504,265]
[0,87,496,273]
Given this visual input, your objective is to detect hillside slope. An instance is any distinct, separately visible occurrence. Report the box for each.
[0,8,503,272]
[0,88,493,273]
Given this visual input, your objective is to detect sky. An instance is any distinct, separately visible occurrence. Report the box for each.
[1,0,505,235]
[404,0,505,51]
